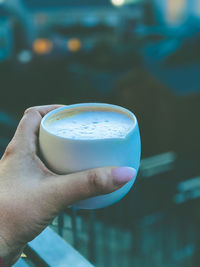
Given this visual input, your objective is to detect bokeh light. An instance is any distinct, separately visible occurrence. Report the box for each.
[33,39,53,55]
[111,0,125,7]
[166,0,187,25]
[17,50,32,63]
[67,38,82,52]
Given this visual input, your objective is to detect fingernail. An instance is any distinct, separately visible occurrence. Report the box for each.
[112,167,136,185]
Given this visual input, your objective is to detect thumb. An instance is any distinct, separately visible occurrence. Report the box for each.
[44,166,136,210]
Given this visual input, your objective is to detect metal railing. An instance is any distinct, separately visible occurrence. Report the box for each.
[2,113,200,266]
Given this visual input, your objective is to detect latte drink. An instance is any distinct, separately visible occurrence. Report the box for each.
[39,103,141,209]
[45,110,134,140]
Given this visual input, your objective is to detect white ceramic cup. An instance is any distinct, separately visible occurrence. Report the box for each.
[39,103,141,209]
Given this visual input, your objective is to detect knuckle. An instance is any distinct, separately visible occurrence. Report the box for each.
[24,107,37,115]
[4,142,16,157]
[88,170,105,195]
[24,107,40,121]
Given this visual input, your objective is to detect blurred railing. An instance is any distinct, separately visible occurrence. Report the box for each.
[49,151,200,267]
[2,112,200,266]
[13,226,94,267]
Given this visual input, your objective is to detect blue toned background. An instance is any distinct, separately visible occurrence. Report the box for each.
[1,0,200,266]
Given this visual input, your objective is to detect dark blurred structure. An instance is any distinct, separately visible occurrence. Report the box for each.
[1,0,200,266]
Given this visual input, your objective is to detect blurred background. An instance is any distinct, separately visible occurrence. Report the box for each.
[1,0,200,266]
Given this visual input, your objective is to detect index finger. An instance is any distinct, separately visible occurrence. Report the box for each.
[13,105,65,153]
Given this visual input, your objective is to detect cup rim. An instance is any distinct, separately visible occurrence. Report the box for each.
[40,103,137,141]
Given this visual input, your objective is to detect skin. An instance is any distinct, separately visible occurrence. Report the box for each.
[0,105,135,266]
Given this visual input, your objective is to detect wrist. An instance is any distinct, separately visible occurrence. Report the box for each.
[0,256,7,267]
[0,235,24,266]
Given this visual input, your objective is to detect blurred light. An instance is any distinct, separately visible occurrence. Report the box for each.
[67,38,81,52]
[105,14,119,26]
[111,0,125,7]
[195,0,200,16]
[177,176,200,192]
[17,50,32,63]
[82,15,99,27]
[111,0,139,6]
[140,152,176,178]
[173,193,185,204]
[0,0,5,4]
[33,39,53,55]
[166,0,187,25]
[35,13,48,25]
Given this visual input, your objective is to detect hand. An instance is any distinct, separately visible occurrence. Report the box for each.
[0,105,136,266]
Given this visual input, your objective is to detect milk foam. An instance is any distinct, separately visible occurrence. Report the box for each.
[46,111,133,139]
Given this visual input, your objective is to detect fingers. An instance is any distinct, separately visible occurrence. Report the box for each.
[44,166,136,210]
[8,105,64,154]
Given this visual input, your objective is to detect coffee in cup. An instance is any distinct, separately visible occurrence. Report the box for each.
[39,103,141,209]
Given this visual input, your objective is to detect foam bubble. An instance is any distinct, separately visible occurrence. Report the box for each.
[46,111,133,139]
